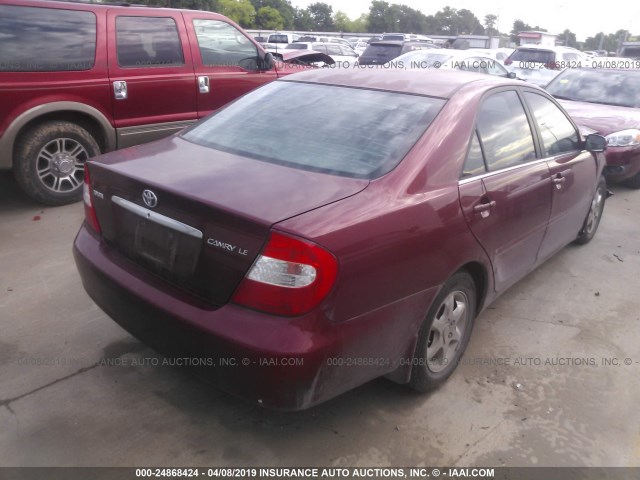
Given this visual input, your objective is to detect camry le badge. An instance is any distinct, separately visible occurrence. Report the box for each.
[142,189,158,208]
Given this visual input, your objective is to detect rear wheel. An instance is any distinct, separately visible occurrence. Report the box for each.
[575,176,606,245]
[14,121,100,206]
[409,271,477,392]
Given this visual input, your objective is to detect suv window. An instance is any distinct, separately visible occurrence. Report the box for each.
[0,5,96,72]
[116,16,184,68]
[193,19,258,69]
[476,91,536,171]
[524,93,580,156]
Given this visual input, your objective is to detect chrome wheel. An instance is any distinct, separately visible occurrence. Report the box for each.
[426,290,469,373]
[36,137,88,193]
[584,187,604,236]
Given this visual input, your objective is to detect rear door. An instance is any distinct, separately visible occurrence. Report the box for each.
[182,12,277,117]
[459,90,552,293]
[523,91,596,260]
[107,9,197,148]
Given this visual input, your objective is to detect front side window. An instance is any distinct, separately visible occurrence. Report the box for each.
[193,19,258,69]
[116,16,184,68]
[0,5,96,72]
[524,93,580,156]
[476,91,537,171]
[183,81,445,179]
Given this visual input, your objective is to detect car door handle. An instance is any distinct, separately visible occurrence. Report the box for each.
[198,76,210,94]
[473,200,496,218]
[552,175,566,189]
[473,200,496,212]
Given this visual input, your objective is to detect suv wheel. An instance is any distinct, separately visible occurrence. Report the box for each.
[14,121,100,206]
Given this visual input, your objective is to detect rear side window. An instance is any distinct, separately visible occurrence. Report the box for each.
[524,93,580,156]
[476,91,536,171]
[462,131,487,178]
[116,16,184,68]
[0,5,96,72]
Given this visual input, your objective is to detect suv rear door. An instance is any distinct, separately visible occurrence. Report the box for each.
[183,12,278,117]
[106,9,198,148]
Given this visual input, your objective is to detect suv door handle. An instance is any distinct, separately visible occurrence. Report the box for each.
[198,76,210,94]
[113,80,127,100]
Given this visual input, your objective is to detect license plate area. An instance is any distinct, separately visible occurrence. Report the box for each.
[134,219,179,271]
[111,199,203,283]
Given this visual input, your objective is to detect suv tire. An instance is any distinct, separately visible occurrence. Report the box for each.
[14,121,100,206]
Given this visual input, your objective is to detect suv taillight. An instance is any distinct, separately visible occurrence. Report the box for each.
[83,164,101,233]
[232,231,338,316]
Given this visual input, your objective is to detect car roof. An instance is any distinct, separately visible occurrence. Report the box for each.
[280,69,523,99]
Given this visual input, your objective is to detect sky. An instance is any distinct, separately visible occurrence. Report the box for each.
[290,0,639,41]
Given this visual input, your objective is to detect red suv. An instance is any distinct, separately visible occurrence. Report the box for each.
[0,0,291,205]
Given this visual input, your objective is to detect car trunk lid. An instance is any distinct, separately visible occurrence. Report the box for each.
[88,136,369,305]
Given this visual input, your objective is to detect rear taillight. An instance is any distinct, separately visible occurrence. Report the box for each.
[232,231,338,316]
[83,164,101,233]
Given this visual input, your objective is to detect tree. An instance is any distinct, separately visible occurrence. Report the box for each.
[367,1,395,33]
[333,11,353,33]
[560,29,578,48]
[217,0,255,27]
[249,0,295,29]
[293,7,314,31]
[431,7,483,35]
[307,2,335,31]
[484,14,498,36]
[255,6,284,30]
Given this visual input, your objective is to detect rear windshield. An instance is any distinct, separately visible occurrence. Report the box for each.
[285,43,307,50]
[269,35,289,43]
[510,49,555,64]
[546,69,640,108]
[362,44,402,59]
[0,5,96,72]
[182,81,445,179]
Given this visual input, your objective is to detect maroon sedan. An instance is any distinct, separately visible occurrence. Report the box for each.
[74,69,608,410]
[546,68,640,188]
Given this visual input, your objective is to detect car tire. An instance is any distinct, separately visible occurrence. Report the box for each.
[622,171,640,189]
[14,121,100,206]
[575,176,607,245]
[409,271,477,392]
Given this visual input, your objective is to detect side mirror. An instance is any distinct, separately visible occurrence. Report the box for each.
[507,71,517,79]
[584,134,607,152]
[259,52,274,71]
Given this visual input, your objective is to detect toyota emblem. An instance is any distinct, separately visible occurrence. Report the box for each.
[142,189,158,208]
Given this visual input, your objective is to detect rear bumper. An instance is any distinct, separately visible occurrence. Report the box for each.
[73,224,422,410]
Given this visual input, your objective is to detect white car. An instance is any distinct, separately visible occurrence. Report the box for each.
[505,45,589,69]
[470,48,514,64]
[285,42,359,66]
[389,49,515,77]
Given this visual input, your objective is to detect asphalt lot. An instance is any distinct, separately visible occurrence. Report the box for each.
[1,170,639,467]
